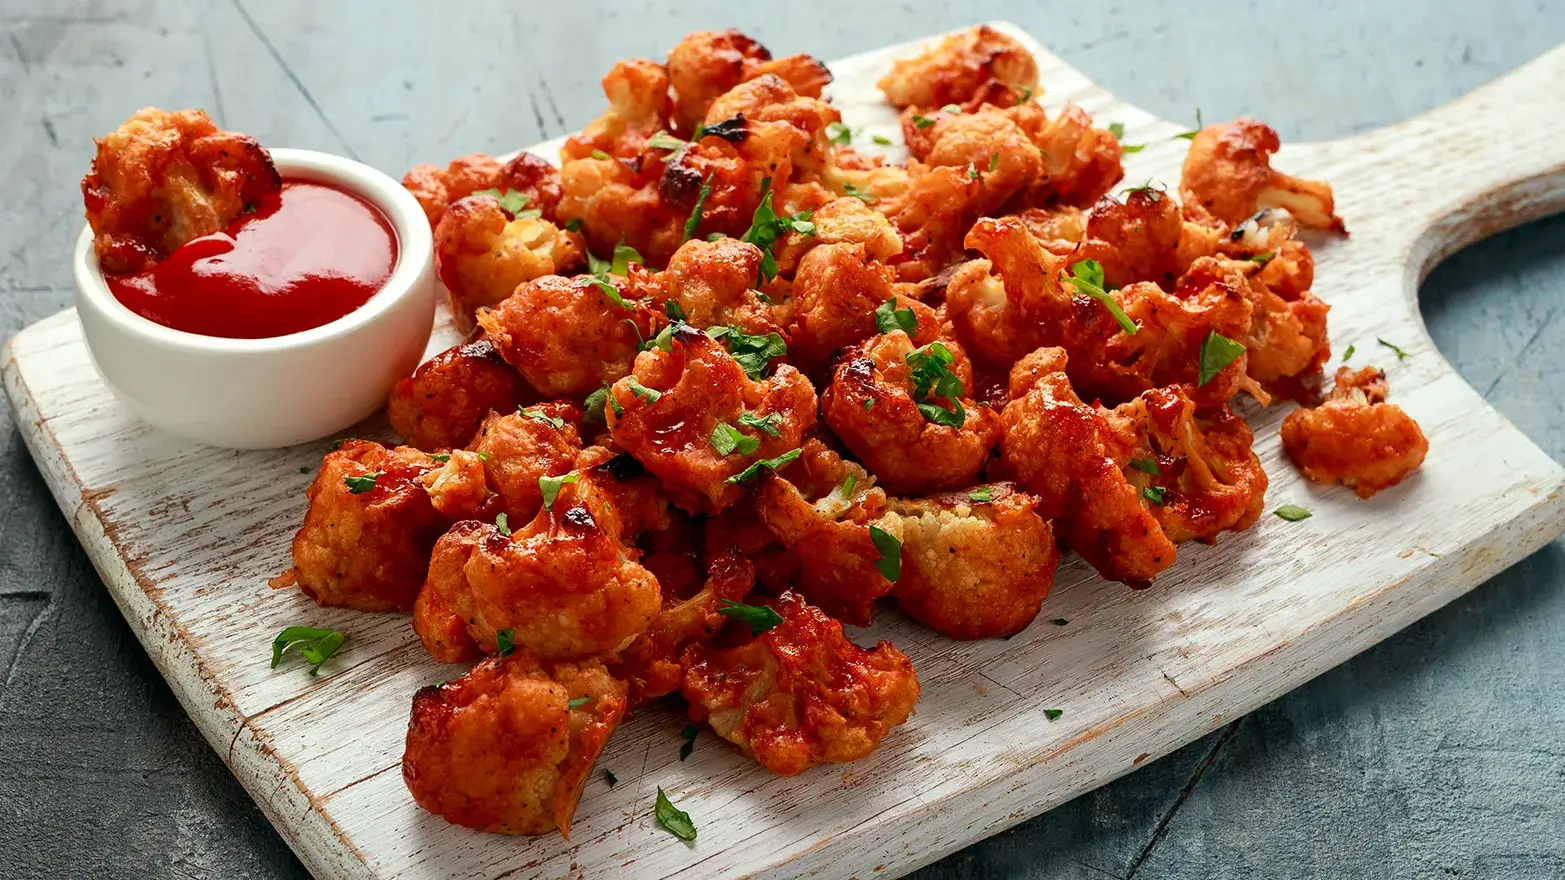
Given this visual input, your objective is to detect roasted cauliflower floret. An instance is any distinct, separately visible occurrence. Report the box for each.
[435,194,586,330]
[478,274,659,399]
[877,25,1038,109]
[557,151,686,266]
[771,196,903,276]
[1281,366,1428,498]
[468,403,583,521]
[82,107,282,273]
[412,471,662,663]
[1009,102,1124,208]
[919,108,1046,213]
[681,591,920,776]
[605,324,816,515]
[402,652,626,837]
[1180,118,1344,232]
[751,439,902,625]
[786,241,904,376]
[562,58,674,161]
[703,74,841,181]
[653,237,782,335]
[887,484,1058,639]
[666,29,831,135]
[402,151,565,230]
[1083,186,1187,288]
[820,332,999,495]
[388,338,532,451]
[276,441,488,612]
[874,163,982,282]
[943,216,1074,366]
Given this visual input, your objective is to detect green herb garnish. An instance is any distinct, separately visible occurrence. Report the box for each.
[626,377,662,404]
[1274,505,1312,522]
[1043,708,1064,721]
[270,626,347,677]
[736,411,782,436]
[1197,331,1246,386]
[872,133,892,145]
[521,407,567,430]
[842,182,877,204]
[710,422,761,457]
[496,628,516,657]
[740,178,815,282]
[969,486,994,502]
[647,130,685,151]
[826,122,853,145]
[1377,338,1409,361]
[905,342,966,428]
[869,525,901,582]
[1343,344,1355,362]
[1174,109,1203,140]
[472,188,529,215]
[1064,260,1137,335]
[1130,457,1160,476]
[706,326,787,379]
[344,473,380,495]
[684,176,712,241]
[1142,485,1168,505]
[717,599,784,635]
[538,473,581,511]
[568,696,592,709]
[678,724,699,761]
[495,512,511,536]
[725,448,802,484]
[874,299,918,335]
[654,787,697,842]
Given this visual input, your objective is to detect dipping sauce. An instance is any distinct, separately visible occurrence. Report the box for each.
[105,181,397,339]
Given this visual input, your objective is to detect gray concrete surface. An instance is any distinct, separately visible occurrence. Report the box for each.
[1,1,1562,877]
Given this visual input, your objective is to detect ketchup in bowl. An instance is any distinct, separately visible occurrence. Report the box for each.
[105,180,398,339]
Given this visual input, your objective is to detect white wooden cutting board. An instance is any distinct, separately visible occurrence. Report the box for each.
[5,22,1565,880]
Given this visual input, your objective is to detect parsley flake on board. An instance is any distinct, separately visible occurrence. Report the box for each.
[1197,331,1247,386]
[741,177,815,282]
[1051,618,1070,626]
[684,175,713,241]
[1106,122,1145,152]
[521,407,567,430]
[1274,505,1313,522]
[298,466,310,474]
[568,696,592,709]
[736,411,783,436]
[270,626,346,677]
[1142,485,1168,505]
[826,122,853,145]
[472,188,529,215]
[1343,344,1356,362]
[538,473,581,511]
[1130,457,1160,476]
[604,770,618,787]
[725,448,802,484]
[874,298,918,335]
[842,182,877,203]
[678,724,699,761]
[969,486,994,502]
[707,326,787,379]
[710,422,761,457]
[869,525,901,582]
[496,628,517,657]
[717,599,784,635]
[1377,338,1409,360]
[905,342,967,427]
[1043,708,1064,721]
[344,472,381,494]
[872,133,893,145]
[495,512,511,536]
[1064,260,1137,335]
[654,787,697,842]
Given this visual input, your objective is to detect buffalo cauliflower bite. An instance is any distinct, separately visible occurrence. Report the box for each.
[435,194,587,330]
[703,74,841,180]
[820,331,1000,495]
[916,108,1046,215]
[887,484,1058,639]
[786,242,904,376]
[277,441,489,612]
[412,470,662,663]
[751,440,903,625]
[402,151,566,230]
[402,651,627,837]
[771,197,903,277]
[82,107,282,273]
[1009,102,1124,208]
[562,59,674,162]
[477,274,659,399]
[943,216,1074,366]
[605,324,816,515]
[468,403,583,521]
[666,29,831,135]
[681,591,920,776]
[1281,366,1428,498]
[558,151,688,266]
[388,338,533,451]
[877,25,1038,109]
[1180,118,1344,232]
[653,237,782,335]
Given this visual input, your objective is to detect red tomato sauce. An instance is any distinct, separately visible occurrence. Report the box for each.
[105,180,397,339]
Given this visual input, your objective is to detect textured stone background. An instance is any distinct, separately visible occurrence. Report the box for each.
[1,1,1562,877]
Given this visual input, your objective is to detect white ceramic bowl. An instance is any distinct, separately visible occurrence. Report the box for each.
[73,148,435,449]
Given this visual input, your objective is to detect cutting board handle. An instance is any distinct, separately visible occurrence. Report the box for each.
[1314,44,1565,278]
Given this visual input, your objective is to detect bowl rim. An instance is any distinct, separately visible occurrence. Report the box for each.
[73,147,433,355]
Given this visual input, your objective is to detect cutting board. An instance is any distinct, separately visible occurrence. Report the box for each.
[6,22,1565,880]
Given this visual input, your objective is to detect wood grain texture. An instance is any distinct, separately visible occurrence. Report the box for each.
[4,19,1565,880]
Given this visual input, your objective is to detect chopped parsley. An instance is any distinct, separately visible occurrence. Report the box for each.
[989,152,999,172]
[842,182,877,204]
[472,188,530,215]
[725,447,802,484]
[582,385,615,424]
[650,322,677,353]
[626,377,662,404]
[521,407,567,430]
[1141,485,1168,505]
[740,178,814,282]
[1051,618,1069,626]
[664,300,687,322]
[568,696,592,709]
[538,473,581,511]
[905,342,967,427]
[736,411,783,436]
[270,626,347,677]
[1043,708,1064,721]
[863,398,875,411]
[718,599,785,635]
[1377,338,1409,361]
[654,787,697,842]
[590,148,612,160]
[1197,331,1247,386]
[707,326,787,379]
[678,724,699,761]
[496,628,516,657]
[647,130,685,151]
[710,422,761,457]
[344,472,380,495]
[966,162,979,180]
[826,122,853,145]
[1249,251,1275,264]
[588,277,632,311]
[495,512,511,536]
[1274,505,1313,522]
[869,525,901,582]
[841,473,858,498]
[1017,85,1033,104]
[604,770,618,787]
[969,486,994,502]
[1130,457,1160,476]
[1121,181,1165,202]
[1064,260,1137,335]
[298,466,310,474]
[911,114,935,129]
[1106,122,1145,152]
[684,175,712,241]
[1174,109,1204,140]
[872,133,892,145]
[873,298,918,335]
[1343,344,1356,362]
[565,217,584,232]
[430,453,451,463]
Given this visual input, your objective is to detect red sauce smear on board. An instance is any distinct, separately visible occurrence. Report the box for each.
[105,180,397,339]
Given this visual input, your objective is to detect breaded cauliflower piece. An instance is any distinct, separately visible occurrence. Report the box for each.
[612,544,755,705]
[468,403,583,520]
[667,29,831,135]
[1281,366,1428,498]
[877,25,1038,109]
[562,58,674,162]
[82,107,282,273]
[435,194,587,330]
[887,484,1058,639]
[402,651,626,837]
[1083,186,1188,288]
[874,163,982,282]
[943,216,1073,366]
[412,471,661,663]
[557,151,687,266]
[571,444,673,543]
[703,74,841,181]
[605,324,816,515]
[919,108,1046,213]
[478,274,659,399]
[786,242,904,376]
[820,331,1000,495]
[388,338,533,451]
[681,591,920,776]
[771,196,903,277]
[277,441,489,612]
[1180,118,1344,232]
[652,237,782,335]
[752,439,903,625]
[402,151,565,230]
[1009,102,1124,208]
